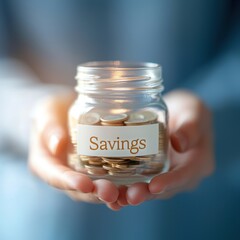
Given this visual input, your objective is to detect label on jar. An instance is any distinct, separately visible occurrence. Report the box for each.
[77,124,159,157]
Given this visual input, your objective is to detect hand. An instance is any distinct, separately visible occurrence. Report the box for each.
[121,90,215,206]
[28,93,119,206]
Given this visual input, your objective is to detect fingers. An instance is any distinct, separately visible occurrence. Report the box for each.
[42,124,68,157]
[170,107,207,152]
[65,190,102,204]
[29,127,119,202]
[29,93,95,193]
[106,202,122,211]
[126,181,187,204]
[32,94,74,157]
[29,94,123,208]
[148,163,196,194]
[65,181,120,206]
[117,186,128,206]
[106,185,128,211]
[164,90,211,152]
[29,91,213,208]
[29,142,94,192]
[93,179,119,203]
[126,183,151,205]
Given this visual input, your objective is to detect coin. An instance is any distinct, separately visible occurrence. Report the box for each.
[141,110,158,122]
[101,122,124,126]
[123,157,138,161]
[87,168,107,175]
[88,156,102,159]
[108,169,136,176]
[124,110,157,125]
[145,162,164,169]
[79,156,91,162]
[68,155,86,172]
[102,163,114,171]
[81,156,102,160]
[124,120,148,126]
[88,159,103,166]
[100,113,128,123]
[84,163,106,174]
[69,109,168,179]
[80,112,100,125]
[102,157,127,163]
[136,155,154,161]
[114,162,141,170]
[141,169,161,176]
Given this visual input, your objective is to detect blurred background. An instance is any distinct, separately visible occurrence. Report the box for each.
[0,0,240,240]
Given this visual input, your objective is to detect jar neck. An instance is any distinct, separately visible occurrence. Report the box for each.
[77,92,163,109]
[75,61,164,100]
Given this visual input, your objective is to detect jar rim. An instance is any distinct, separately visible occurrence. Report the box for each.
[75,61,164,95]
[78,61,161,71]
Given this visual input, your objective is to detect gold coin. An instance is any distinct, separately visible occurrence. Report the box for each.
[124,120,149,125]
[124,110,157,125]
[75,165,87,173]
[84,164,104,170]
[80,155,100,160]
[145,162,164,169]
[87,168,107,175]
[141,110,158,122]
[102,157,126,163]
[100,114,128,123]
[88,160,103,166]
[111,160,131,168]
[108,169,136,176]
[80,112,100,125]
[79,156,91,162]
[102,164,114,171]
[121,157,136,160]
[101,122,124,126]
[114,162,141,170]
[135,156,154,161]
[141,169,161,176]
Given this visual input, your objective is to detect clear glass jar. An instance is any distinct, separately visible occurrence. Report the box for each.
[68,61,169,185]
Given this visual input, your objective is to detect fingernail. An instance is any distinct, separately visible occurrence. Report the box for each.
[173,131,188,152]
[151,189,165,195]
[66,174,94,193]
[97,196,105,202]
[149,178,166,194]
[107,202,122,211]
[117,199,128,207]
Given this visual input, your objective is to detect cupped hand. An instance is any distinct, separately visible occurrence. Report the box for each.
[28,90,215,211]
[124,90,215,206]
[28,93,119,207]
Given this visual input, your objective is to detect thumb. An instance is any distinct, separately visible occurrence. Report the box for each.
[170,113,202,152]
[165,91,211,153]
[33,94,73,157]
[42,122,68,157]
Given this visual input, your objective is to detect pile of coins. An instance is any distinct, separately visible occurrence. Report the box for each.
[68,154,165,177]
[68,110,168,177]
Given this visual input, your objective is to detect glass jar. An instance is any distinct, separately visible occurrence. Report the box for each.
[68,61,169,185]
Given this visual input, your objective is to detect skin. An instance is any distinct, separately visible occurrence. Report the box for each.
[28,90,215,210]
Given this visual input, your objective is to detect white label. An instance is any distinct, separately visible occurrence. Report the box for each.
[77,124,159,157]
